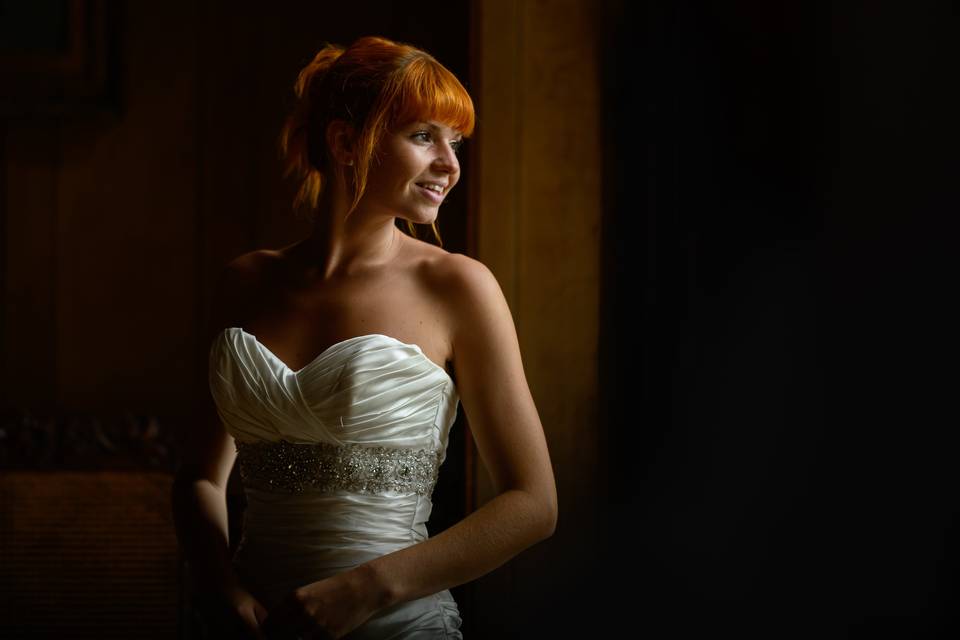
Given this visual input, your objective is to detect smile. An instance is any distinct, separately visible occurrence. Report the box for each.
[416,183,445,203]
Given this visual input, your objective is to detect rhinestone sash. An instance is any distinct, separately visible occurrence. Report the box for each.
[235,439,442,495]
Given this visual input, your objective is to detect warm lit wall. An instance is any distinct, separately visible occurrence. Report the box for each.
[469,0,603,635]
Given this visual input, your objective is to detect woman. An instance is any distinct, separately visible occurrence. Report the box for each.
[171,35,557,639]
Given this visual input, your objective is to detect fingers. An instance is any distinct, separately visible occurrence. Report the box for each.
[237,607,266,640]
[254,600,269,626]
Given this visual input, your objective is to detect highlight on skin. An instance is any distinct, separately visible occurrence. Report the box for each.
[278,36,476,245]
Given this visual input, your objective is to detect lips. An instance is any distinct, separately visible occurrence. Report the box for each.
[416,183,445,203]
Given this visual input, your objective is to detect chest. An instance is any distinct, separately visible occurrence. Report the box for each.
[236,269,452,377]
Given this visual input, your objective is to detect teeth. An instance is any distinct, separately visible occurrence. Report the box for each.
[420,183,443,194]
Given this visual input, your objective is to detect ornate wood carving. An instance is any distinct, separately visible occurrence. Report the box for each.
[0,409,179,472]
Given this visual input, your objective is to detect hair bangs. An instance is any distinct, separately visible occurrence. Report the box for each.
[391,57,475,137]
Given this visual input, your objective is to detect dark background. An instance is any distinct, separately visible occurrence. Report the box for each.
[599,1,958,637]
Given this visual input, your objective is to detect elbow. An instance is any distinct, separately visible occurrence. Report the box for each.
[528,481,557,540]
[539,514,557,541]
[544,504,558,539]
[537,494,558,540]
[511,488,557,541]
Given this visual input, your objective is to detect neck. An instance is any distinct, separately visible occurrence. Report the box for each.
[296,181,404,282]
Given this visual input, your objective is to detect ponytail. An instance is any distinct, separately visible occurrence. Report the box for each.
[278,44,345,217]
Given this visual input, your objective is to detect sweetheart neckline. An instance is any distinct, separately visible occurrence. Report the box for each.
[222,327,454,383]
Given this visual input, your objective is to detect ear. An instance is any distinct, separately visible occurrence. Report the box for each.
[325,119,357,166]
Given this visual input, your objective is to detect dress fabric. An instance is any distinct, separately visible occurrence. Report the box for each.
[208,327,463,639]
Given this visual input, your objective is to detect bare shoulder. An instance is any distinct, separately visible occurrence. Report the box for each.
[417,250,512,350]
[422,250,501,302]
[436,251,493,280]
[222,248,278,281]
[217,249,276,299]
[208,249,278,334]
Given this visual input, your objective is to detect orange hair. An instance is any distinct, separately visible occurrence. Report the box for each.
[278,36,475,244]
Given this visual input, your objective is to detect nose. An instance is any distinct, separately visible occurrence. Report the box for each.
[432,142,460,175]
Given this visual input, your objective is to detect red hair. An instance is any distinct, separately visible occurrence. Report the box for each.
[278,36,475,244]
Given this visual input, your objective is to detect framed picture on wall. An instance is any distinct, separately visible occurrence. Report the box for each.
[0,0,118,118]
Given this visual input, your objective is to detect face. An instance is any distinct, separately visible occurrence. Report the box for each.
[358,120,464,224]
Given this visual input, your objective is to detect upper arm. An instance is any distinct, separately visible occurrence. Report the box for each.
[445,255,557,515]
[176,251,267,490]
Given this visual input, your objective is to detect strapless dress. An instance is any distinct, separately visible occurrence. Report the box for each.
[208,327,463,638]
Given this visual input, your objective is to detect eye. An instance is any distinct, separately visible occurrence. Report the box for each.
[411,129,464,154]
[412,130,432,143]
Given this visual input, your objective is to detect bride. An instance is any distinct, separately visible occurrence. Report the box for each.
[171,35,557,639]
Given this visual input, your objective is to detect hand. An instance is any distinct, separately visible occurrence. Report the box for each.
[260,568,383,640]
[198,583,269,640]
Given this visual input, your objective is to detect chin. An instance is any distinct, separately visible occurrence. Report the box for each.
[400,211,439,226]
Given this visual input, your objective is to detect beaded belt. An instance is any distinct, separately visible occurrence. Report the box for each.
[235,439,442,495]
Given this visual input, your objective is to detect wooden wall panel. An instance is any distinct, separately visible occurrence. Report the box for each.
[54,2,199,412]
[2,124,59,407]
[518,0,601,535]
[472,0,603,635]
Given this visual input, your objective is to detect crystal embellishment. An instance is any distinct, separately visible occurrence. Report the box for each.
[235,439,442,495]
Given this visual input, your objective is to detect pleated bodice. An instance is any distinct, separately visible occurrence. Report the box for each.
[206,327,463,637]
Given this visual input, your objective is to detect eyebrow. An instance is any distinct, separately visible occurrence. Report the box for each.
[417,121,463,138]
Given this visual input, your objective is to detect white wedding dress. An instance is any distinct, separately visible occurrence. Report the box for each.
[208,327,463,638]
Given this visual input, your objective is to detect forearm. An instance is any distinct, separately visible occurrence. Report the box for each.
[170,476,241,594]
[361,488,556,609]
